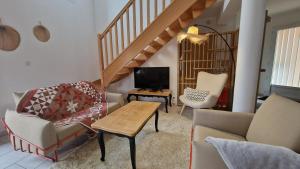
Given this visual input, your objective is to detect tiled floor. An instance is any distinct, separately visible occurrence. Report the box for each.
[0,135,53,169]
[0,134,89,169]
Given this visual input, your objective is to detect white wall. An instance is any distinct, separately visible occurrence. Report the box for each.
[108,39,179,104]
[0,0,99,133]
[258,8,300,95]
[94,0,128,33]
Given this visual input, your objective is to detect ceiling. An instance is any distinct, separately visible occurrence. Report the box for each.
[267,0,300,15]
[203,0,300,19]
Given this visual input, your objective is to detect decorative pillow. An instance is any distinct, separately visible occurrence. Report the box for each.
[184,87,209,101]
[16,81,106,129]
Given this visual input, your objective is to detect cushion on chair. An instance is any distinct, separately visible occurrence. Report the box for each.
[179,95,218,109]
[184,87,209,101]
[246,94,300,153]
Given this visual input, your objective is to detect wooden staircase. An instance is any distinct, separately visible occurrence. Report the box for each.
[97,0,216,88]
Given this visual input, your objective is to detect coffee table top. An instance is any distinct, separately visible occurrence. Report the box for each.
[91,101,161,137]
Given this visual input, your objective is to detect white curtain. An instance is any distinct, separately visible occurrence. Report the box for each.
[271,26,300,88]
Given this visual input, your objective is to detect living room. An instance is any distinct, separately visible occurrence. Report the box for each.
[0,0,300,169]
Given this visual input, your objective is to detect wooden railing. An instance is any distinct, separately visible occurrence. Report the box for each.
[97,0,175,78]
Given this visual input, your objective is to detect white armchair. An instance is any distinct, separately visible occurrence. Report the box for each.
[179,72,228,115]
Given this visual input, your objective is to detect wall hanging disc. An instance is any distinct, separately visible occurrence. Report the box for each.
[33,25,50,42]
[0,25,21,51]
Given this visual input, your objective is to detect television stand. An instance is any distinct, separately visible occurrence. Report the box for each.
[127,89,172,113]
[149,89,163,92]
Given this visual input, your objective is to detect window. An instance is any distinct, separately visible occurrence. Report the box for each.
[271,26,300,88]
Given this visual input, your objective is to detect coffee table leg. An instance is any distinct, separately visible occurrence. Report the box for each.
[169,94,172,107]
[164,97,168,113]
[129,137,136,169]
[98,130,105,161]
[155,110,159,132]
[127,94,131,103]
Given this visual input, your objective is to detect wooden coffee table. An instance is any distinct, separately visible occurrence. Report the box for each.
[91,101,161,169]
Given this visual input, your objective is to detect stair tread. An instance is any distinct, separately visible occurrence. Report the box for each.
[154,37,167,45]
[125,60,141,68]
[165,27,177,37]
[144,45,157,53]
[117,68,131,75]
[191,0,206,18]
[134,53,148,61]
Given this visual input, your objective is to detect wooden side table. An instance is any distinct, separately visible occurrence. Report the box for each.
[127,89,172,113]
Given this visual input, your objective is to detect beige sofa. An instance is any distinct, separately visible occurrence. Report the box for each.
[191,94,300,169]
[3,92,124,161]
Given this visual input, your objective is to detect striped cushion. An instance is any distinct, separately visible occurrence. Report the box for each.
[184,88,209,102]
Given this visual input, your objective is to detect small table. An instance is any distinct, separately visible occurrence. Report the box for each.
[127,89,172,113]
[91,101,161,169]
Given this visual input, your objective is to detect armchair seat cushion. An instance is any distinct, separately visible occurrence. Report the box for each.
[193,125,246,144]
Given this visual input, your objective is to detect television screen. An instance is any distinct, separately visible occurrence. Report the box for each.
[134,67,169,90]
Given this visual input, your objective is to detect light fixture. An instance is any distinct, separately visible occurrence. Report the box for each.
[177,24,235,70]
[177,26,209,45]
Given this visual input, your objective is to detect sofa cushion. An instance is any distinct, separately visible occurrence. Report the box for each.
[193,125,246,144]
[246,94,300,153]
[55,123,87,142]
[12,92,25,107]
[107,102,121,114]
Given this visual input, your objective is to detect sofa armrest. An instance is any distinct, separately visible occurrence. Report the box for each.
[5,110,57,149]
[193,109,254,137]
[106,92,124,106]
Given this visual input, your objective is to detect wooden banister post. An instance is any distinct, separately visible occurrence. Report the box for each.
[97,34,105,84]
[140,0,143,33]
[133,0,137,39]
[147,0,150,26]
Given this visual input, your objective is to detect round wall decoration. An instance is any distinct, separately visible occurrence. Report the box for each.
[0,25,21,51]
[33,24,50,42]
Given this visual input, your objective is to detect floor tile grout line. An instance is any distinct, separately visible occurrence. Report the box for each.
[4,163,26,169]
[34,160,51,169]
[16,163,26,169]
[2,151,28,169]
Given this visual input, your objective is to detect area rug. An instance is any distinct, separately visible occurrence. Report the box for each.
[51,107,193,169]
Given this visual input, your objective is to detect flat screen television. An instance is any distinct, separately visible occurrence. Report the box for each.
[134,67,169,90]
